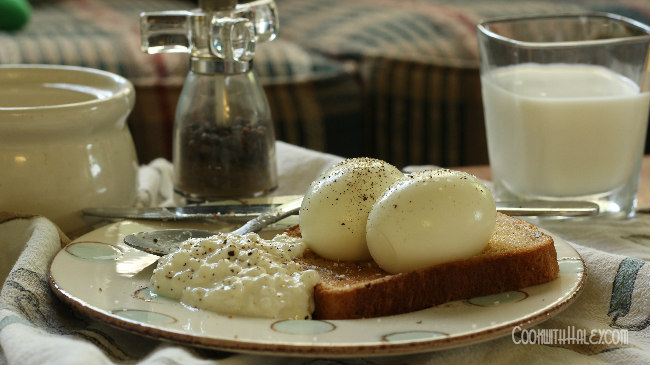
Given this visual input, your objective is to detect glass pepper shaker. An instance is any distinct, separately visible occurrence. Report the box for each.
[140,0,278,201]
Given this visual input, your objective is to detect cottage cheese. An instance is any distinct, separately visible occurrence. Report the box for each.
[150,232,320,319]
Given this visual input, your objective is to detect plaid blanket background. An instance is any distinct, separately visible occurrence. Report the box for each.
[1,0,648,167]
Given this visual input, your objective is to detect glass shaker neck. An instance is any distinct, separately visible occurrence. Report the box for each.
[190,57,252,74]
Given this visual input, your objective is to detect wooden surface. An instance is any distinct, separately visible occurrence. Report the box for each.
[457,155,650,210]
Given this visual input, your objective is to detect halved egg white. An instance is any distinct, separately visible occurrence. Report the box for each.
[366,169,496,274]
[299,157,403,261]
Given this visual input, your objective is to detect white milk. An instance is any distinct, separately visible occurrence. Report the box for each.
[481,64,650,198]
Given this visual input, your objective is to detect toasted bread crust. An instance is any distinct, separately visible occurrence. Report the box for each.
[289,213,559,319]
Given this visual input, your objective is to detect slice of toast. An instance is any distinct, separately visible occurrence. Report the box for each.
[287,212,559,320]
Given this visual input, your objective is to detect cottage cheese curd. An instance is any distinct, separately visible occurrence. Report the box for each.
[150,232,320,319]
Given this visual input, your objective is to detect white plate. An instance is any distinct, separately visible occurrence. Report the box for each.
[49,217,586,357]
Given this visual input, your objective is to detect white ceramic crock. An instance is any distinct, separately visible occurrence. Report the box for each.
[0,65,139,236]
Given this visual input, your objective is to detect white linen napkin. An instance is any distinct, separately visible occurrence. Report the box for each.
[1,141,649,365]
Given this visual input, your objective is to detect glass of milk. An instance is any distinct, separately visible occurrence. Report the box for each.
[477,13,650,217]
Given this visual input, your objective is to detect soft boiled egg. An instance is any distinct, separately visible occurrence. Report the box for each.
[366,169,496,274]
[299,157,404,261]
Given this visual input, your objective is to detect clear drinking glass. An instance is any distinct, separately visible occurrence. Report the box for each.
[477,13,650,217]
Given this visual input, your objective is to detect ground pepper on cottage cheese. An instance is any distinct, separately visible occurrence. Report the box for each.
[150,232,320,319]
